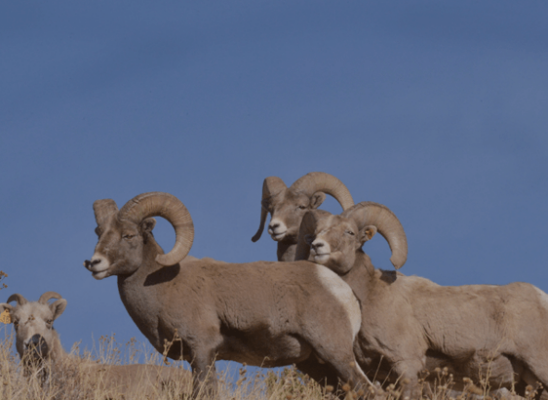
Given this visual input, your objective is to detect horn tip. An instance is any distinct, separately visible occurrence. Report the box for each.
[390,255,407,270]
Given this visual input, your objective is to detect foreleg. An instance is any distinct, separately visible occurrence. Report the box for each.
[190,348,218,399]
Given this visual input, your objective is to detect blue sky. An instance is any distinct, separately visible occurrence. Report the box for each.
[1,0,547,373]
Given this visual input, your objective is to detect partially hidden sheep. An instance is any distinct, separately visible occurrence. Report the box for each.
[296,202,548,399]
[0,292,190,399]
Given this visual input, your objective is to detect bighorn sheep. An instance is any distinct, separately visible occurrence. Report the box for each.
[251,172,354,261]
[295,203,548,398]
[84,192,373,399]
[0,292,190,399]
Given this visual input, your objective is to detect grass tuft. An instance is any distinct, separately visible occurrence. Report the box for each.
[0,327,536,400]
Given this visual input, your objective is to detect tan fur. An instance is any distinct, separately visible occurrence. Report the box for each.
[314,265,362,339]
[85,194,373,399]
[0,293,190,399]
[298,210,548,398]
[252,173,354,261]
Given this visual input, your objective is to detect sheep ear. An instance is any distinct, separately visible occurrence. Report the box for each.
[49,299,67,321]
[310,192,326,209]
[0,304,13,324]
[0,303,13,313]
[360,225,378,244]
[140,218,156,234]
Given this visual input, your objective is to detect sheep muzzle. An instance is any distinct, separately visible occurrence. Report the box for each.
[25,334,49,364]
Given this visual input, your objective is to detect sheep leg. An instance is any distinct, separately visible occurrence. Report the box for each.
[190,349,218,399]
[329,358,376,399]
[295,358,342,394]
[520,362,548,400]
[312,344,375,398]
[392,359,424,400]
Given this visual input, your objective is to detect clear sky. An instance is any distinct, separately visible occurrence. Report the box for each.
[1,0,547,374]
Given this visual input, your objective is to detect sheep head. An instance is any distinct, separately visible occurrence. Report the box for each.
[251,172,354,245]
[84,192,194,279]
[296,202,408,274]
[85,192,194,279]
[0,292,66,364]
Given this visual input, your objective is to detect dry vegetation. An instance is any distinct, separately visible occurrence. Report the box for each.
[0,326,327,400]
[0,274,535,400]
[0,324,536,400]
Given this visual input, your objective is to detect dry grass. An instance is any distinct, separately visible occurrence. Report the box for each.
[0,326,534,400]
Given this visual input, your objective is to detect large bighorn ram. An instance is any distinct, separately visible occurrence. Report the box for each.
[295,203,548,398]
[251,172,354,261]
[84,192,374,399]
[0,292,190,399]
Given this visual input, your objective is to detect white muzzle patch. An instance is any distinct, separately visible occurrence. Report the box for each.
[311,239,331,264]
[268,218,288,241]
[88,253,110,280]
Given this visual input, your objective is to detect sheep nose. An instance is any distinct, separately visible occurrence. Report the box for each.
[30,334,41,346]
[84,259,101,270]
[269,223,280,230]
[27,334,48,360]
[311,241,324,250]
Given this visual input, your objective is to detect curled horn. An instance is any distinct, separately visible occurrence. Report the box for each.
[7,293,28,306]
[290,172,354,210]
[38,292,62,305]
[343,202,408,269]
[251,177,287,242]
[93,199,119,226]
[118,192,194,266]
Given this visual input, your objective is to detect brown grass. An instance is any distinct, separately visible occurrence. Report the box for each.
[0,326,532,400]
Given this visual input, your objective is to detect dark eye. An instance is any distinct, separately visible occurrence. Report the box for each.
[46,319,53,327]
[94,227,102,237]
[13,320,19,329]
[298,205,307,210]
[122,234,136,240]
[304,234,315,244]
[345,230,355,236]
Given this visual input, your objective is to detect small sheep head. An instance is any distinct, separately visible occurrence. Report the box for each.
[0,292,66,365]
[85,192,194,280]
[251,172,354,244]
[296,202,408,274]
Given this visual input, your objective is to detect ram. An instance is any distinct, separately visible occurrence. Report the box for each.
[251,172,354,261]
[84,192,373,399]
[0,292,190,399]
[296,203,548,399]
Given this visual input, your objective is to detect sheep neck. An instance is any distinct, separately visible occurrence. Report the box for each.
[277,241,297,261]
[339,251,377,299]
[48,330,67,362]
[116,238,184,357]
[339,250,403,381]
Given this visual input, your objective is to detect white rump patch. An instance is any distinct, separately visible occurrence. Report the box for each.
[314,264,361,339]
[534,287,548,311]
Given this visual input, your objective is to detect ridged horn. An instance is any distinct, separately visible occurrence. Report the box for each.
[38,292,62,305]
[93,199,119,226]
[251,177,287,242]
[343,202,407,269]
[118,192,194,266]
[290,172,354,210]
[7,293,28,306]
